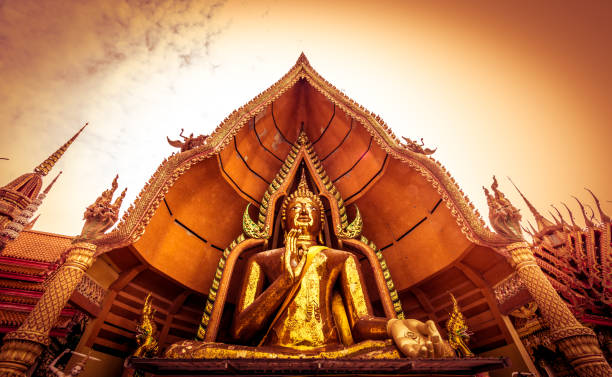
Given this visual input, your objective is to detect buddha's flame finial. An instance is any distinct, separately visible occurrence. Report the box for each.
[34,122,87,176]
[297,169,309,193]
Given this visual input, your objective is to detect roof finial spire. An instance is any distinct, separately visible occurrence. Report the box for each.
[24,214,40,231]
[551,205,569,228]
[548,210,561,226]
[43,171,62,195]
[34,122,87,176]
[296,130,309,146]
[561,202,579,229]
[572,196,595,228]
[296,52,310,65]
[508,177,554,232]
[584,188,610,223]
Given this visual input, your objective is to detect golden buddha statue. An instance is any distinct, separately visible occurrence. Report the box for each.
[166,173,451,359]
[231,174,388,350]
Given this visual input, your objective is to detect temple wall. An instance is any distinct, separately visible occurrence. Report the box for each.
[132,157,246,294]
[479,343,533,377]
[87,256,119,290]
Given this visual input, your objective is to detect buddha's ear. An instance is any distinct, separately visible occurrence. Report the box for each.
[318,231,324,245]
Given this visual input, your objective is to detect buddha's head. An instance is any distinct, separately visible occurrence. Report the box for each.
[281,172,325,240]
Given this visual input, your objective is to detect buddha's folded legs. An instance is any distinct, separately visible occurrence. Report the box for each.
[164,339,401,360]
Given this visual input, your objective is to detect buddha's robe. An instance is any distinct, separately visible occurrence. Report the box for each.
[232,246,387,350]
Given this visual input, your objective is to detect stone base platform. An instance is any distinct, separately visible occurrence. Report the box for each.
[127,357,511,376]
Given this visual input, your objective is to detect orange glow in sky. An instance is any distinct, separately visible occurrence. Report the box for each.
[0,0,610,236]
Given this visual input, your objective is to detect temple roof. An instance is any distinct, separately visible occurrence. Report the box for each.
[85,55,516,352]
[101,54,509,290]
[2,230,71,264]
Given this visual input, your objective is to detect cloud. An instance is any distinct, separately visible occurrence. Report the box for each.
[1,0,610,237]
[0,0,230,141]
[0,0,232,234]
[0,0,228,91]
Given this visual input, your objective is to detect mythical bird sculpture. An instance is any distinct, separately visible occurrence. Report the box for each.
[167,129,208,152]
[401,136,436,155]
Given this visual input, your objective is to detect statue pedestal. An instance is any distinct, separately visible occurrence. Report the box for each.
[128,357,510,376]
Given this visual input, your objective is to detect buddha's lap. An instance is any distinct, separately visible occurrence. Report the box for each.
[164,339,401,359]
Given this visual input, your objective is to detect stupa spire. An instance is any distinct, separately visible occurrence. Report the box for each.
[24,214,40,231]
[42,171,62,195]
[0,172,62,250]
[34,122,87,176]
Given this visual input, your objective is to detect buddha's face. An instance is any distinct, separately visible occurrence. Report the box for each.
[284,196,322,237]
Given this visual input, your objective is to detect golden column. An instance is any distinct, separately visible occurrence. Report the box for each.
[484,177,612,377]
[0,176,126,377]
[0,243,96,376]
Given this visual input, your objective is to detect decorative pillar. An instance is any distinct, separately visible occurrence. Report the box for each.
[505,242,611,377]
[0,174,125,377]
[483,177,611,377]
[0,242,96,376]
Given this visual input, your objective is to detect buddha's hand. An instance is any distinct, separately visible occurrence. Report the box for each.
[283,229,307,283]
[387,318,451,358]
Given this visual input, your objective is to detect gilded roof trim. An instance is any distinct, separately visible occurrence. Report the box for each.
[95,54,505,253]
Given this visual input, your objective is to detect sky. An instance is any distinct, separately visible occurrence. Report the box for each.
[1,0,611,237]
